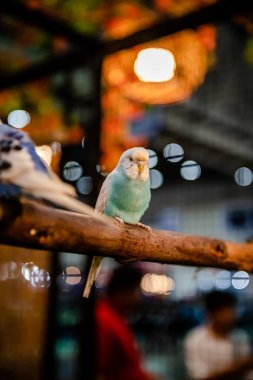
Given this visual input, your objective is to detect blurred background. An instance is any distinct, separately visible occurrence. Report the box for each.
[0,0,253,379]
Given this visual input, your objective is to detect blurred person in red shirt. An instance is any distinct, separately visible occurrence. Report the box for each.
[95,264,159,380]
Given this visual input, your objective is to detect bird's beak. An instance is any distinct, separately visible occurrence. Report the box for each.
[138,163,144,173]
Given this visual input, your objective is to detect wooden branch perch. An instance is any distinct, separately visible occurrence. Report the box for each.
[0,199,253,273]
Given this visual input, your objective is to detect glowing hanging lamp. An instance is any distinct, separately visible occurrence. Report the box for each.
[103,30,208,105]
[134,48,176,83]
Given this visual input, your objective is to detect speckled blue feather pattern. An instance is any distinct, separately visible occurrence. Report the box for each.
[0,124,50,198]
[0,123,105,219]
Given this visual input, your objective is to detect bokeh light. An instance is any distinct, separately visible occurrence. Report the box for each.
[22,262,40,282]
[197,269,215,291]
[215,270,231,290]
[147,149,158,169]
[95,272,110,289]
[180,160,201,180]
[141,273,175,295]
[0,263,9,281]
[96,164,108,176]
[163,143,184,162]
[63,161,83,181]
[7,110,31,129]
[51,141,61,153]
[21,262,50,288]
[63,266,82,285]
[234,167,253,186]
[8,261,19,280]
[76,176,93,194]
[55,338,79,360]
[30,269,51,288]
[134,48,176,83]
[150,169,164,189]
[232,271,249,290]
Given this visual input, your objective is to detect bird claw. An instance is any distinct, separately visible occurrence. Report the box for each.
[114,216,124,224]
[114,217,151,231]
[137,222,151,231]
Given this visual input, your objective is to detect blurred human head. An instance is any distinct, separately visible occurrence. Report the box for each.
[107,264,143,315]
[204,290,237,335]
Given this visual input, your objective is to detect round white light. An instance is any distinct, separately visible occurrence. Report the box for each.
[234,167,253,187]
[163,143,184,162]
[22,262,39,281]
[180,160,201,180]
[150,169,164,189]
[7,110,31,129]
[76,176,93,194]
[215,270,231,290]
[63,266,82,285]
[63,161,83,181]
[197,269,215,291]
[147,149,158,168]
[232,271,249,290]
[141,273,175,295]
[30,269,51,288]
[134,48,176,83]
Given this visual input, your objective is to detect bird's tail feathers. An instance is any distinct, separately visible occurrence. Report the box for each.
[12,170,108,221]
[31,190,107,221]
[48,170,76,196]
[83,256,103,298]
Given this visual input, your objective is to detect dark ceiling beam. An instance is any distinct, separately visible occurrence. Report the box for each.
[0,49,91,90]
[0,0,99,48]
[104,0,253,54]
[0,0,252,90]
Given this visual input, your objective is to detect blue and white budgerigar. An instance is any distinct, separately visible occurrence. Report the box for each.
[0,122,103,218]
[83,147,151,298]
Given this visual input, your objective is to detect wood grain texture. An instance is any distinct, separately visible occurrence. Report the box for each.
[0,198,253,272]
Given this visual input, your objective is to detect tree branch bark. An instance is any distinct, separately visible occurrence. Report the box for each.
[0,199,253,272]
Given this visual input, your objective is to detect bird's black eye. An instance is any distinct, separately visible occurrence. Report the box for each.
[129,157,133,162]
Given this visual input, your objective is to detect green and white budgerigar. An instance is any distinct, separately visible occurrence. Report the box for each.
[83,147,151,298]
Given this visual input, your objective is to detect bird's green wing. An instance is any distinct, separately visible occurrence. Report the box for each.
[95,172,113,213]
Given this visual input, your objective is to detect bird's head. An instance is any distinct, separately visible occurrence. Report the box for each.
[119,147,149,181]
